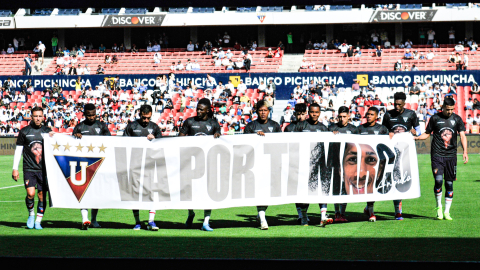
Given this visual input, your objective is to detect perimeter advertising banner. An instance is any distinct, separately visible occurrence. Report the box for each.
[1,71,478,100]
[101,15,165,27]
[44,132,420,210]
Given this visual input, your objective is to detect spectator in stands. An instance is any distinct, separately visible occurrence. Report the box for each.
[448,27,455,44]
[427,29,435,45]
[404,39,412,49]
[454,53,463,70]
[403,65,410,71]
[383,38,391,49]
[448,52,455,63]
[426,105,436,121]
[243,54,251,72]
[432,40,439,48]
[7,44,14,54]
[374,45,383,57]
[131,44,138,53]
[186,41,194,52]
[313,40,321,50]
[111,43,119,52]
[338,43,349,55]
[1,49,6,55]
[411,65,419,71]
[455,42,464,52]
[404,49,413,60]
[466,98,474,110]
[463,54,469,70]
[354,47,362,57]
[153,42,161,52]
[146,42,153,52]
[99,44,106,53]
[466,115,474,126]
[226,50,233,59]
[371,30,379,45]
[104,55,111,64]
[153,53,161,64]
[24,54,33,76]
[471,41,478,51]
[474,99,480,110]
[258,81,267,93]
[234,58,244,70]
[424,50,434,60]
[266,48,274,58]
[175,61,184,71]
[118,44,125,52]
[394,60,402,71]
[306,41,314,50]
[286,32,293,52]
[96,65,105,75]
[68,64,77,75]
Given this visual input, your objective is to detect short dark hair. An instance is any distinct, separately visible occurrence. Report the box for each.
[139,104,152,114]
[367,106,379,114]
[31,107,43,114]
[394,92,407,101]
[294,103,307,113]
[198,98,212,108]
[338,106,349,114]
[444,97,455,106]
[84,104,96,111]
[309,103,321,111]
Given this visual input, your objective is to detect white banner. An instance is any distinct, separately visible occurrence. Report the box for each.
[44,132,420,210]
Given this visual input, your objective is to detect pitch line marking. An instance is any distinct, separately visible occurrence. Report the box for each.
[0,185,23,190]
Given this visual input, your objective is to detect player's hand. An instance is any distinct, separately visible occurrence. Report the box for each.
[73,133,82,139]
[214,133,221,139]
[12,170,19,182]
[256,131,265,136]
[463,152,469,164]
[410,128,417,136]
[332,131,339,135]
[49,131,56,137]
[147,134,155,141]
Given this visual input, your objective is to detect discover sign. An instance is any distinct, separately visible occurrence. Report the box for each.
[101,15,165,27]
[370,9,438,22]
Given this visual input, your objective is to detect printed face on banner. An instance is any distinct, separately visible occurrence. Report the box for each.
[343,143,377,195]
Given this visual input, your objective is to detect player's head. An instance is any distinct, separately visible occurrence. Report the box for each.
[197,98,212,120]
[308,103,321,123]
[366,107,379,125]
[442,97,455,118]
[31,107,44,127]
[394,92,407,113]
[343,143,377,195]
[139,105,153,127]
[256,100,270,121]
[338,106,349,126]
[294,103,307,122]
[84,104,96,124]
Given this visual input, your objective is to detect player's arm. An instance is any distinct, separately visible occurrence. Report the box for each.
[414,133,430,140]
[411,113,421,136]
[12,131,25,181]
[213,121,221,138]
[73,124,82,138]
[459,131,468,164]
[154,125,163,139]
[103,123,112,136]
[178,119,188,136]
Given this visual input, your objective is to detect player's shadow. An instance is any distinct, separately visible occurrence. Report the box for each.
[0,220,143,230]
[474,180,480,182]
[373,211,430,220]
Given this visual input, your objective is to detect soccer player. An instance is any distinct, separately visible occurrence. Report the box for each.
[12,107,53,230]
[179,98,221,232]
[123,105,163,231]
[244,100,282,230]
[382,92,420,220]
[329,106,359,223]
[284,103,307,132]
[415,98,468,220]
[293,103,333,227]
[72,104,111,230]
[359,107,389,222]
[284,103,308,223]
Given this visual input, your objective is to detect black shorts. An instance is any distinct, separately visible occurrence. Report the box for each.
[431,156,457,181]
[23,171,48,191]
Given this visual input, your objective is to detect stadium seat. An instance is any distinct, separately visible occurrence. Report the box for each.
[0,10,13,17]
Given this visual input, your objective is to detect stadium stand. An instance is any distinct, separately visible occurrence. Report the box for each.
[32,9,54,16]
[301,48,480,72]
[0,53,37,76]
[0,10,13,17]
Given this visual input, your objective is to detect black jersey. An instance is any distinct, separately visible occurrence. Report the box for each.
[284,122,297,132]
[382,108,420,134]
[123,120,163,138]
[179,117,221,136]
[294,120,329,132]
[73,120,111,137]
[426,113,465,158]
[328,123,359,134]
[244,119,281,134]
[16,123,52,172]
[358,123,389,135]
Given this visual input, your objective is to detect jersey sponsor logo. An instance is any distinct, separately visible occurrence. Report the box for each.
[54,156,105,202]
[403,117,408,122]
[95,128,101,134]
[81,131,90,133]
[438,121,445,124]
[26,135,35,137]
[450,120,455,126]
[192,126,200,128]
[361,132,369,135]
[302,130,311,132]
[133,130,142,132]
[206,125,212,131]
[268,127,274,132]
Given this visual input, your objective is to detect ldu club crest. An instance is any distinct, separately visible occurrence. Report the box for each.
[54,156,105,202]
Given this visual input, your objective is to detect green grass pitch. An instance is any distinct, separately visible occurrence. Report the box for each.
[0,155,479,261]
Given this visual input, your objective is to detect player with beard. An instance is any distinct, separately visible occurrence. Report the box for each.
[12,107,54,230]
[329,106,359,223]
[415,98,468,220]
[123,105,163,231]
[244,100,281,230]
[382,92,420,220]
[179,98,221,232]
[359,107,389,222]
[293,103,332,227]
[284,103,307,132]
[72,104,111,230]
